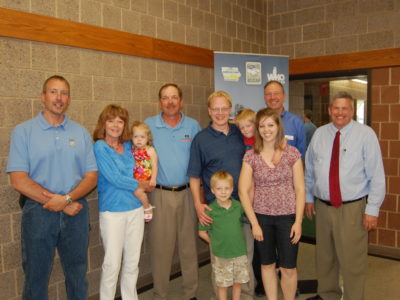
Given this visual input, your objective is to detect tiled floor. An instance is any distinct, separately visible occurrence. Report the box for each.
[138,243,400,300]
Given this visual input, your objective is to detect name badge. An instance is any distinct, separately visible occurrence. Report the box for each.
[285,135,294,141]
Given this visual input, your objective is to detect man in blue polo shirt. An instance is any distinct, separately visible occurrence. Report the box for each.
[6,75,98,300]
[187,90,253,300]
[145,83,201,300]
[264,80,306,158]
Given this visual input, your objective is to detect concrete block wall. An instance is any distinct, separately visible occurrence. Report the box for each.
[266,0,400,58]
[0,1,268,299]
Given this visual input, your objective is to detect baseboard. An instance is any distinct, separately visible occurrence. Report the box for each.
[368,244,400,260]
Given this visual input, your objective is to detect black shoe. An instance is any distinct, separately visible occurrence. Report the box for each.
[306,295,324,300]
[189,298,197,300]
[254,283,265,297]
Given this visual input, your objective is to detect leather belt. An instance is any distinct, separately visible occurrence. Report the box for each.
[317,196,367,206]
[155,183,190,192]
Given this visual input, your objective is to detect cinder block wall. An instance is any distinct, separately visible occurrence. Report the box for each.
[0,1,268,299]
[266,0,400,58]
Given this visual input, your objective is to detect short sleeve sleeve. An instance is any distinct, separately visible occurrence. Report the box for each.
[243,149,255,168]
[6,126,29,173]
[286,146,301,166]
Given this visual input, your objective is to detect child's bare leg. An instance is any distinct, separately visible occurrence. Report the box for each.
[134,188,149,207]
[134,188,153,221]
[232,282,241,300]
[217,286,228,300]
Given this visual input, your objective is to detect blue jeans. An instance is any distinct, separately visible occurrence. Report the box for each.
[21,198,89,300]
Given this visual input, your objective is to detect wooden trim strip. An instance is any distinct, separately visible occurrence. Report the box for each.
[289,48,400,75]
[1,8,400,73]
[0,7,213,68]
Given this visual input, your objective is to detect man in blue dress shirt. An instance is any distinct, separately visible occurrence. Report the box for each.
[305,91,385,300]
[6,75,98,300]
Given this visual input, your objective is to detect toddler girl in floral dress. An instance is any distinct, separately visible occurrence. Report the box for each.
[131,121,158,222]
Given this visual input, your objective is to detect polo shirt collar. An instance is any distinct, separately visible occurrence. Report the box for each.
[207,122,237,137]
[212,197,238,210]
[281,109,287,118]
[155,112,185,129]
[37,111,68,130]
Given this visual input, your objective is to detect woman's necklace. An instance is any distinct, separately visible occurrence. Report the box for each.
[106,141,121,152]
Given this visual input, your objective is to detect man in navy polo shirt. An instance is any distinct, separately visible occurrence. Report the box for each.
[7,75,98,300]
[145,83,201,300]
[187,90,253,300]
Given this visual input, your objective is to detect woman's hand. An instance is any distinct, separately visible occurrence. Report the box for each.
[290,222,302,244]
[252,223,264,241]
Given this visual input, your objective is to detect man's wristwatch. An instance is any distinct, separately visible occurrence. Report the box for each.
[65,194,73,205]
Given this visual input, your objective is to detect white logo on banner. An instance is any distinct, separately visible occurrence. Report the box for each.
[266,67,285,84]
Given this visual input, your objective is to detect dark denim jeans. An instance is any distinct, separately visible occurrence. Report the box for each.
[21,198,89,300]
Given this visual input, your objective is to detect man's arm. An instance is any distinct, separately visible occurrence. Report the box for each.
[43,171,98,212]
[296,119,306,159]
[190,177,212,226]
[304,133,317,220]
[9,171,51,204]
[363,128,386,231]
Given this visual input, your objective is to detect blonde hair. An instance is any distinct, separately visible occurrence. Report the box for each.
[131,121,153,146]
[207,90,232,108]
[93,104,130,142]
[210,170,234,189]
[254,108,285,154]
[235,108,256,124]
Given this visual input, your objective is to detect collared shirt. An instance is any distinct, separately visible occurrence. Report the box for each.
[94,140,141,212]
[145,112,201,186]
[281,110,306,158]
[305,120,385,216]
[198,198,247,258]
[187,123,246,203]
[6,112,98,195]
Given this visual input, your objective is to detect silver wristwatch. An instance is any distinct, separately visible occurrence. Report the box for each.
[65,194,73,205]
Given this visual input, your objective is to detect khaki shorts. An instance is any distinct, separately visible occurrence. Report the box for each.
[212,255,250,287]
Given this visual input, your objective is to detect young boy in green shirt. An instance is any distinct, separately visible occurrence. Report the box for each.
[199,171,249,300]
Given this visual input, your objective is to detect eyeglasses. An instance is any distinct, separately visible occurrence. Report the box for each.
[160,95,180,101]
[210,107,231,113]
[47,89,70,97]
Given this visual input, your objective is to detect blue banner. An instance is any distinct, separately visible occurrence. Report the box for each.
[214,52,289,118]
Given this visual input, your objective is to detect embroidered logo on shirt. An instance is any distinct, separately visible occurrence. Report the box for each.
[68,139,76,146]
[181,134,192,142]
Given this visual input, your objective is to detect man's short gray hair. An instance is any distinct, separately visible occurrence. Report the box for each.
[330,91,354,108]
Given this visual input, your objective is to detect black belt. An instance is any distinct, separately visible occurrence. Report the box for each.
[317,196,367,206]
[155,183,190,192]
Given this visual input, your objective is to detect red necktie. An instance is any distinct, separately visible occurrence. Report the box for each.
[329,131,342,208]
